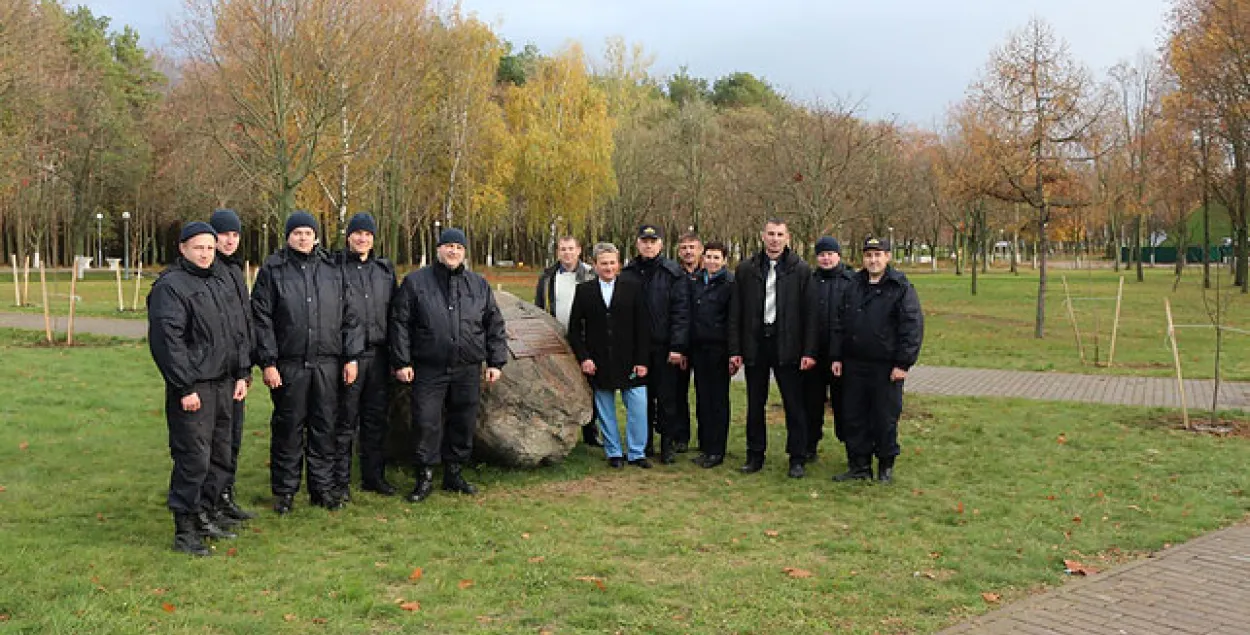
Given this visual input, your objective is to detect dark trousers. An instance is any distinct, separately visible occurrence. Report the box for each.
[226,395,245,489]
[744,336,808,460]
[646,347,682,449]
[411,364,481,466]
[691,343,730,456]
[672,359,692,445]
[335,350,390,488]
[802,359,846,451]
[840,360,903,459]
[269,359,340,497]
[166,378,233,514]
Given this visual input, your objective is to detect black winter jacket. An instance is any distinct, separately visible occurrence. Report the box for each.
[802,263,855,361]
[732,248,810,365]
[689,268,738,346]
[566,277,651,390]
[835,266,924,369]
[336,250,396,351]
[621,255,690,352]
[215,252,253,363]
[389,262,509,370]
[534,261,596,314]
[148,257,251,396]
[250,247,364,368]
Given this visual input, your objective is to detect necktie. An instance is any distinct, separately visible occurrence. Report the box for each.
[764,260,777,325]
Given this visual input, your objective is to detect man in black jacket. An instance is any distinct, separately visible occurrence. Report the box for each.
[391,227,508,502]
[533,235,599,446]
[334,212,398,498]
[208,208,256,523]
[800,236,855,463]
[832,237,924,484]
[620,224,690,464]
[148,222,250,555]
[730,218,810,478]
[688,240,738,468]
[251,211,363,514]
[671,232,704,453]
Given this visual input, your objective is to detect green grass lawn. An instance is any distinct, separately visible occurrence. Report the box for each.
[2,329,1249,633]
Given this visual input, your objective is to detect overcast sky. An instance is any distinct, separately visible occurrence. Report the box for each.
[80,0,1170,124]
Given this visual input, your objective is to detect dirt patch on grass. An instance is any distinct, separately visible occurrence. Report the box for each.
[1140,412,1250,438]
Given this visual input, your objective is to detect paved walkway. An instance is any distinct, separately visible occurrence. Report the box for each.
[939,524,1250,635]
[0,311,147,339]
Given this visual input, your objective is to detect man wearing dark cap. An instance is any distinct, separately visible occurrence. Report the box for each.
[832,237,923,484]
[730,217,810,478]
[391,227,508,502]
[333,212,398,498]
[620,223,690,464]
[148,222,251,555]
[800,236,855,464]
[251,211,363,514]
[207,208,256,522]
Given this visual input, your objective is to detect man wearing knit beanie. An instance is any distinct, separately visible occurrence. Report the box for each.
[206,209,256,523]
[800,235,854,467]
[332,212,398,498]
[252,210,363,514]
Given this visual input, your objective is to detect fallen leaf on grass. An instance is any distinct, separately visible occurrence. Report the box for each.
[161,603,176,613]
[981,592,1001,603]
[928,551,941,559]
[764,529,780,537]
[521,533,531,540]
[311,617,327,624]
[408,567,423,582]
[1072,515,1082,523]
[0,614,9,621]
[783,567,813,579]
[283,613,296,622]
[458,580,474,589]
[574,576,607,591]
[18,441,28,451]
[475,615,498,624]
[226,547,238,557]
[96,513,106,522]
[399,601,420,612]
[151,588,166,596]
[1063,559,1100,575]
[1057,434,1067,444]
[956,501,964,514]
[527,556,545,563]
[0,486,6,493]
[374,561,387,568]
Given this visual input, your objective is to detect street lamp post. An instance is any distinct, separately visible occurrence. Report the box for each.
[95,213,104,270]
[433,220,441,267]
[888,226,895,260]
[122,211,131,279]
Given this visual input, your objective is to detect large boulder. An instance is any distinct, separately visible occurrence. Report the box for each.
[386,290,592,468]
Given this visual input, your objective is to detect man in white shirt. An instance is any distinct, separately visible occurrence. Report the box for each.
[534,235,599,444]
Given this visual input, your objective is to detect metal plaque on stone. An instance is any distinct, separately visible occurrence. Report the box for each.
[506,318,570,359]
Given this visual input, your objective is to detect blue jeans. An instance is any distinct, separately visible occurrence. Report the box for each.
[594,386,648,461]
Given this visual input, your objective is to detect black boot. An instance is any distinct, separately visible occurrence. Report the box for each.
[740,452,765,474]
[787,457,806,479]
[876,456,895,484]
[310,490,345,511]
[833,454,873,482]
[582,422,603,447]
[406,467,435,502]
[172,513,211,556]
[273,493,295,515]
[205,508,240,529]
[361,476,398,496]
[219,485,256,521]
[442,464,478,495]
[660,437,677,465]
[195,511,237,540]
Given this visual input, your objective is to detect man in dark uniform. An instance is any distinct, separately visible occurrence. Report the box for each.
[687,240,738,468]
[800,236,855,463]
[207,208,256,523]
[534,235,599,446]
[251,211,363,514]
[334,212,398,498]
[148,222,250,555]
[730,218,810,478]
[391,227,508,502]
[832,237,924,484]
[670,232,704,453]
[620,224,690,464]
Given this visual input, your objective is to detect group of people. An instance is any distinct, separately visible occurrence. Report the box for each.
[147,210,922,558]
[544,220,924,484]
[147,210,506,556]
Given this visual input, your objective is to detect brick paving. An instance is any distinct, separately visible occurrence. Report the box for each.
[939,524,1250,635]
[0,311,146,339]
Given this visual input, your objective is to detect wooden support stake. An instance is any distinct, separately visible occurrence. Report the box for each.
[40,260,51,343]
[67,257,79,346]
[1165,298,1189,430]
[1108,276,1124,367]
[10,254,19,306]
[132,263,143,311]
[1062,275,1085,365]
[22,255,30,305]
[115,266,124,312]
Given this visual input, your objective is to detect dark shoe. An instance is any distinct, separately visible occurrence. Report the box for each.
[361,479,398,496]
[338,486,352,503]
[206,508,240,529]
[607,457,624,469]
[582,423,603,447]
[195,511,237,540]
[740,453,764,474]
[405,467,435,502]
[788,460,806,479]
[804,445,819,463]
[442,464,479,495]
[877,456,895,484]
[660,438,677,465]
[219,486,256,521]
[273,493,295,515]
[628,458,653,469]
[674,441,689,454]
[172,513,211,556]
[311,491,345,511]
[833,455,873,482]
[699,454,724,468]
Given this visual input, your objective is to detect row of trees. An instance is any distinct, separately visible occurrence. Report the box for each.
[1,0,1247,334]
